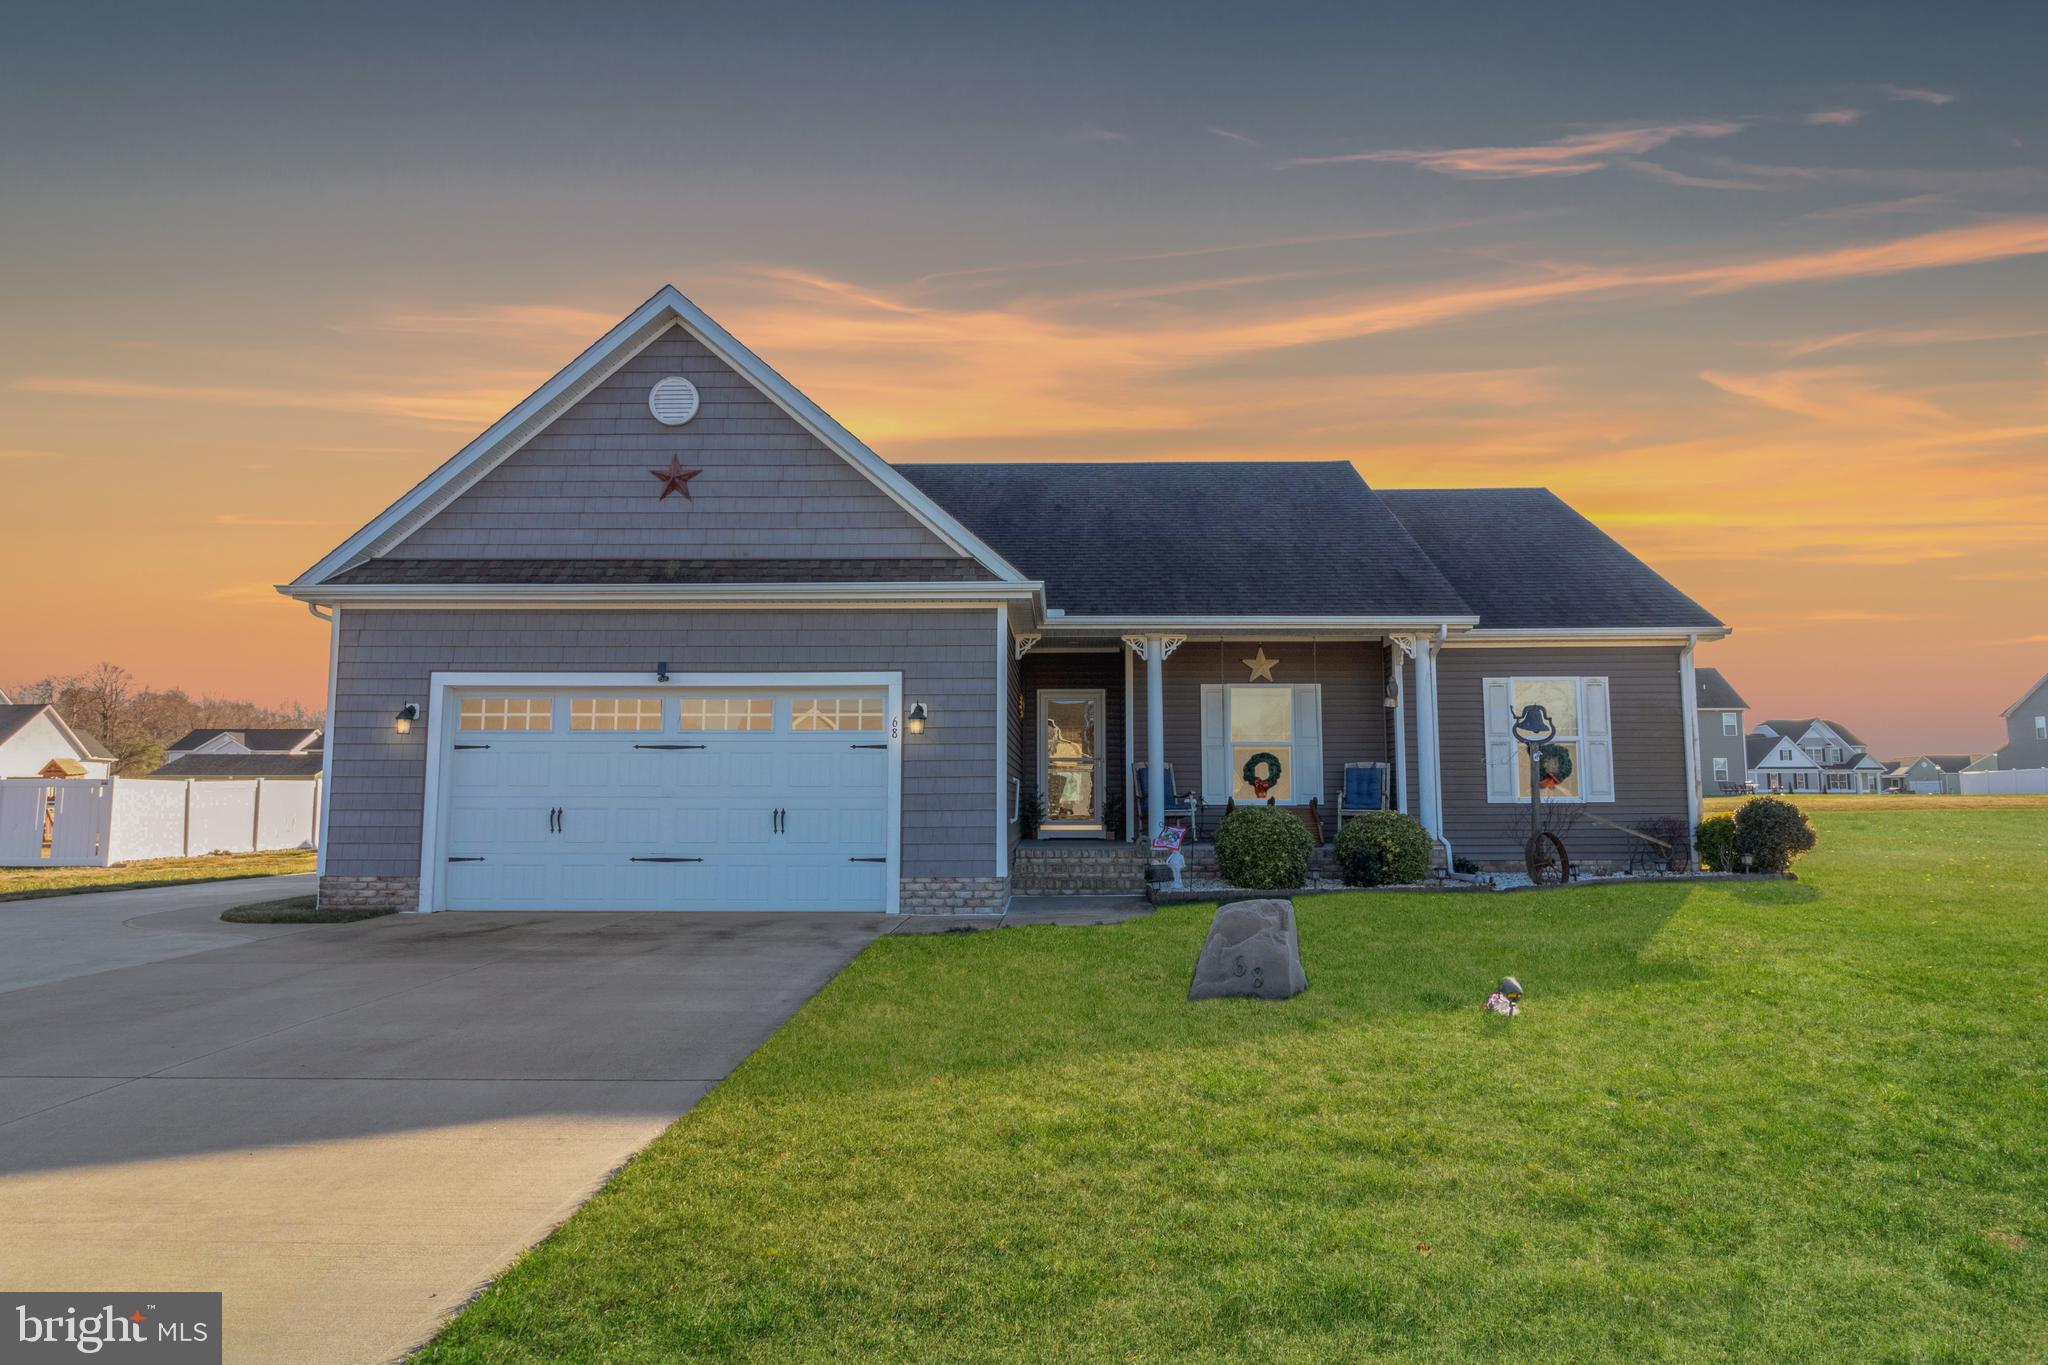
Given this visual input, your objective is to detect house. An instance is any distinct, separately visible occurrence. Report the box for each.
[1693,667,1749,796]
[1746,733,1824,794]
[1752,717,1887,793]
[1887,754,1982,795]
[148,752,326,780]
[279,286,1727,915]
[1993,669,2048,771]
[0,703,115,780]
[166,727,322,758]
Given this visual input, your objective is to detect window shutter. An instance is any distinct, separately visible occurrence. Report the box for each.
[1200,685,1229,803]
[1290,684,1323,808]
[1581,676,1615,802]
[1483,678,1515,802]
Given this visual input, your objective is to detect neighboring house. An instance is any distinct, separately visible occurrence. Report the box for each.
[1746,733,1824,794]
[1694,667,1749,796]
[0,703,115,780]
[1887,754,1982,795]
[1993,669,2048,771]
[1752,717,1888,793]
[279,285,1728,915]
[166,727,322,758]
[148,753,325,780]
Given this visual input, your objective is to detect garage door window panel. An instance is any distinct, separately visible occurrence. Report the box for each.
[460,697,554,731]
[571,697,663,731]
[679,696,773,732]
[793,696,884,732]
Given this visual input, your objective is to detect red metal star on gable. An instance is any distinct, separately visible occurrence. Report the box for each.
[648,456,702,500]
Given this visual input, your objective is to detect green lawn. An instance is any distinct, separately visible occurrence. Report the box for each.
[423,804,2048,1362]
[0,848,315,901]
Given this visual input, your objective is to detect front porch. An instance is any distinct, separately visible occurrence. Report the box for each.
[1012,632,1426,867]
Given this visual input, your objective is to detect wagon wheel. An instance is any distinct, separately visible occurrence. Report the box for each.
[1524,831,1571,885]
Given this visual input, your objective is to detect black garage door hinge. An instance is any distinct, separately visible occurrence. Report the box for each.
[630,856,703,863]
[634,743,707,750]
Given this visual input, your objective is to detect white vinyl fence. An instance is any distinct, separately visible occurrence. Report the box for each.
[0,777,319,868]
[1960,767,2048,796]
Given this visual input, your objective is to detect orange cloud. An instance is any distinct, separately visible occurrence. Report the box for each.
[1277,121,1747,177]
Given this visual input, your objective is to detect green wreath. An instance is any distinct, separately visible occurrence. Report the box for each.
[1534,742,1573,789]
[1241,750,1284,797]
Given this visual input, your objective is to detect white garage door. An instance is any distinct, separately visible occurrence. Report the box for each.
[436,686,893,911]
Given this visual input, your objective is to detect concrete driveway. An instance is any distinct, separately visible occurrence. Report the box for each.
[0,878,888,1363]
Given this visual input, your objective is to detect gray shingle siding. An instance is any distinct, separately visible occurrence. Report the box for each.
[325,607,998,882]
[386,326,963,562]
[1998,676,2048,770]
[1435,646,1691,865]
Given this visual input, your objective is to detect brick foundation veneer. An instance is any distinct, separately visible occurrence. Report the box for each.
[318,874,419,912]
[1010,842,1147,894]
[899,875,1008,914]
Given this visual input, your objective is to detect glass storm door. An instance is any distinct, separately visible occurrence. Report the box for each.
[1039,689,1106,836]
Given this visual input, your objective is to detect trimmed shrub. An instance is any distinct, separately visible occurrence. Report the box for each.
[1213,806,1314,890]
[1336,810,1432,887]
[1694,813,1739,872]
[1733,796,1817,873]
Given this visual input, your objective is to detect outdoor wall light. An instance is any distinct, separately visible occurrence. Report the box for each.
[394,703,420,735]
[1383,680,1400,709]
[656,660,671,682]
[906,701,929,735]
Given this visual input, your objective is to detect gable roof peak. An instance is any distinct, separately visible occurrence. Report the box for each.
[287,285,1028,592]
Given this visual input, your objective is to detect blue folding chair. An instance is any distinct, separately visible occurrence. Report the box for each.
[1338,762,1390,824]
[1133,763,1200,835]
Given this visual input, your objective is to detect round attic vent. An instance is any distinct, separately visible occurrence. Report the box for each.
[648,376,702,426]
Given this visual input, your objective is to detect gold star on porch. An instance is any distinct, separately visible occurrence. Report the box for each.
[1242,648,1278,682]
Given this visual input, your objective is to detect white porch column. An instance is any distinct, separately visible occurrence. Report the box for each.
[1388,640,1409,815]
[1145,641,1166,839]
[1123,634,1183,839]
[1410,635,1444,843]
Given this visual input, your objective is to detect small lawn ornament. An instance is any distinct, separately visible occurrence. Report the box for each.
[1151,824,1188,890]
[1485,975,1523,1016]
[1511,704,1572,885]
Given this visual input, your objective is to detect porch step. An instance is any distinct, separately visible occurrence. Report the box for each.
[1011,841,1148,894]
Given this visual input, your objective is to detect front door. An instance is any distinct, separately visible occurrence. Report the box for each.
[1038,689,1105,837]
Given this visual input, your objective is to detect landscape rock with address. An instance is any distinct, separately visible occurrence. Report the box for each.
[1188,898,1307,1001]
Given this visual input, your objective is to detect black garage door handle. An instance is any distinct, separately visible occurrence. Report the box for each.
[848,857,887,863]
[448,856,485,863]
[630,856,703,863]
[634,743,706,750]
[850,743,888,750]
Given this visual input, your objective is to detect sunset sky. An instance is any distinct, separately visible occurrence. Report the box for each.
[3,2,2044,756]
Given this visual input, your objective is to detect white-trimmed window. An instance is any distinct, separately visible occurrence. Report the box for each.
[1483,676,1614,803]
[1827,771,1853,791]
[570,697,662,732]
[1199,683,1323,806]
[792,696,885,733]
[679,696,773,732]
[2036,715,2046,740]
[459,697,553,732]
[1713,756,1730,782]
[1721,712,1739,737]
